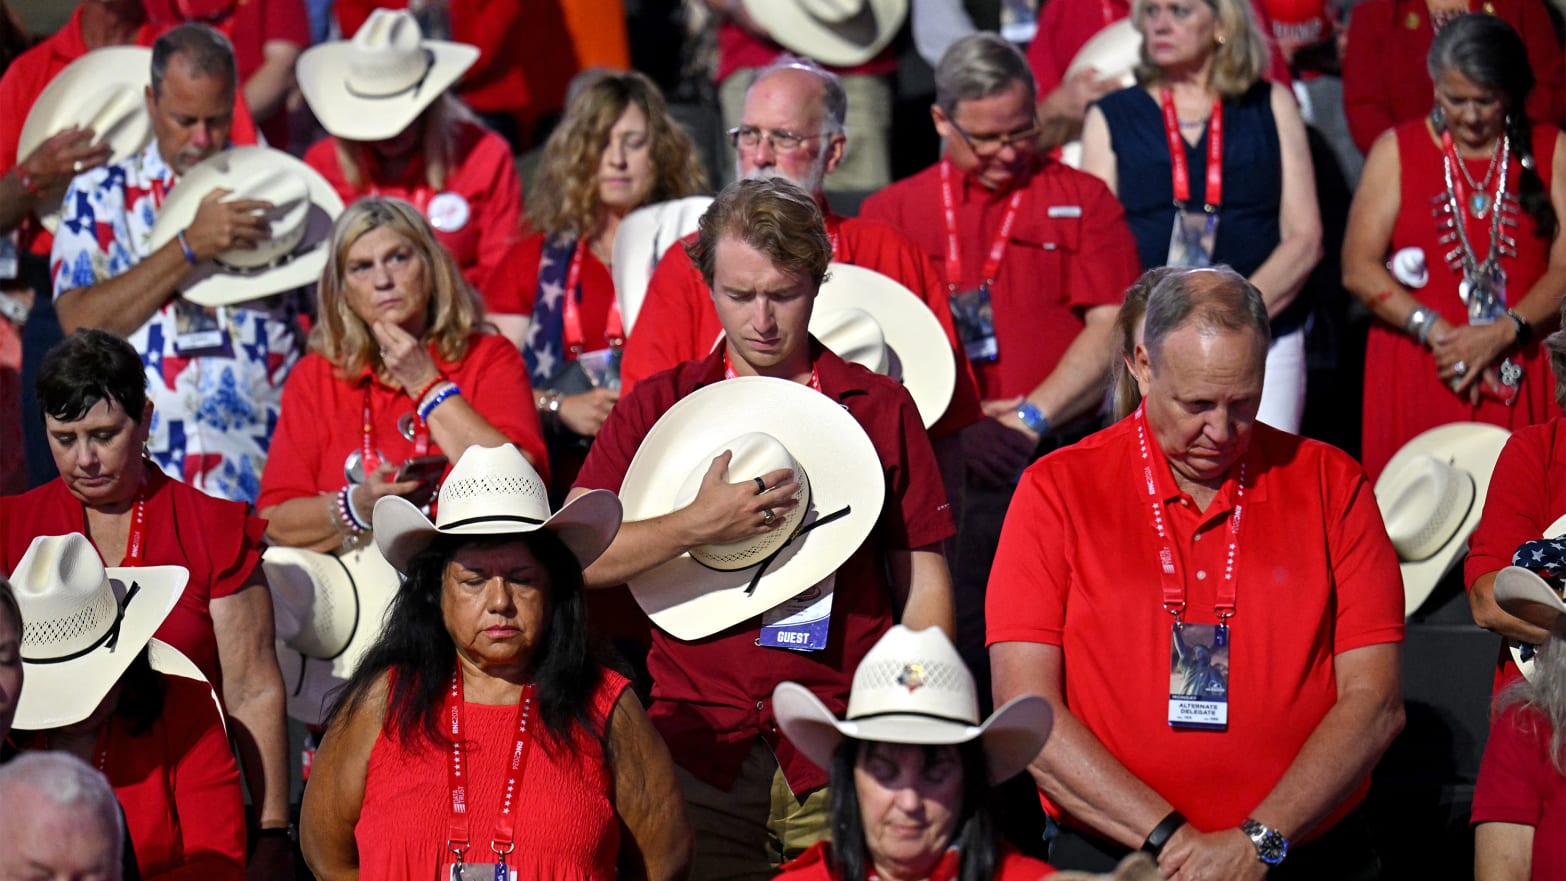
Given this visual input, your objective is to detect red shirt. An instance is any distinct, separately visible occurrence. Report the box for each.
[860,158,1140,400]
[986,410,1405,833]
[486,232,615,331]
[1464,419,1566,691]
[1026,0,1291,100]
[775,841,1055,881]
[257,333,547,508]
[1473,702,1566,880]
[0,467,266,688]
[0,4,260,257]
[1342,0,1565,155]
[572,343,955,794]
[715,21,897,82]
[302,121,523,290]
[619,213,983,438]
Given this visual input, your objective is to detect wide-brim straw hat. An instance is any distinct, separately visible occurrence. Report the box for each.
[11,533,189,730]
[613,196,714,335]
[265,544,399,725]
[618,376,884,640]
[375,444,622,573]
[147,146,344,306]
[1503,513,1566,682]
[1057,19,1141,169]
[19,46,153,232]
[812,262,955,429]
[297,8,479,142]
[774,625,1053,783]
[1375,423,1509,617]
[741,0,908,67]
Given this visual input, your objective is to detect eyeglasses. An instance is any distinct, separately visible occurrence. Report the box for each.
[727,125,826,154]
[948,119,1041,157]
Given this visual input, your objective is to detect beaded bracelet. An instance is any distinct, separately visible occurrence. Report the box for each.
[338,485,370,532]
[417,382,461,421]
[409,374,446,404]
[176,229,199,266]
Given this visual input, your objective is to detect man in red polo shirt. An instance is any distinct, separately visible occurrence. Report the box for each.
[571,177,955,881]
[988,267,1405,876]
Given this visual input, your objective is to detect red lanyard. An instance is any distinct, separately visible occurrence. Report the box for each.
[561,242,626,355]
[363,384,431,469]
[122,494,149,566]
[445,670,536,863]
[1160,91,1225,210]
[1134,406,1244,621]
[938,160,1026,292]
[723,350,823,393]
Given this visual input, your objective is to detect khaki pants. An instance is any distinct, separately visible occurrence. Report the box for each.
[717,69,893,194]
[675,740,832,881]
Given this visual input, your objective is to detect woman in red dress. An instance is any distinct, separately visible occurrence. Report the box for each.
[1343,13,1566,479]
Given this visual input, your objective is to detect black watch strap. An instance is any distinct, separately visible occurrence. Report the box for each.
[1140,810,1188,856]
[1508,309,1534,346]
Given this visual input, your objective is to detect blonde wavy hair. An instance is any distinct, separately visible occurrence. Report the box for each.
[528,71,708,238]
[312,197,485,381]
[334,94,477,192]
[1132,0,1268,99]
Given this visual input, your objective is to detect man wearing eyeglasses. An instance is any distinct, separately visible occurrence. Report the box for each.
[621,56,984,455]
[860,33,1139,673]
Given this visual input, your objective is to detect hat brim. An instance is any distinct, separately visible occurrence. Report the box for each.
[1377,423,1510,617]
[297,40,479,142]
[13,564,190,730]
[145,147,345,306]
[374,487,623,574]
[774,682,1053,784]
[619,376,885,641]
[613,197,713,335]
[146,638,226,735]
[742,0,908,66]
[1064,19,1142,85]
[815,263,956,429]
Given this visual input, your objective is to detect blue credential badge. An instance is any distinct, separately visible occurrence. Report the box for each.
[759,575,834,652]
[1168,621,1229,730]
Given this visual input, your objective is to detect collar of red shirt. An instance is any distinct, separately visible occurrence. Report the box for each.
[49,4,159,63]
[1135,406,1272,510]
[689,337,873,406]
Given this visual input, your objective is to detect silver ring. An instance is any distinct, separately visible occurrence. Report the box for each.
[72,159,83,173]
[1454,360,1468,377]
[762,508,776,525]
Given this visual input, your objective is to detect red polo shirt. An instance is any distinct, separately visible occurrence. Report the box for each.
[987,410,1404,834]
[1464,418,1566,691]
[573,342,955,794]
[486,232,614,330]
[860,158,1140,401]
[0,4,260,256]
[302,120,523,290]
[257,333,547,509]
[619,213,983,438]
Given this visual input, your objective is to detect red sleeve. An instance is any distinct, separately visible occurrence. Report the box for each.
[1325,455,1406,653]
[883,382,956,549]
[620,244,709,391]
[985,462,1072,647]
[1026,1,1073,99]
[572,375,674,494]
[191,494,267,602]
[256,356,332,511]
[158,677,247,880]
[463,335,549,479]
[1519,0,1566,128]
[0,53,39,174]
[229,89,259,147]
[1341,0,1399,155]
[1473,702,1551,826]
[483,236,544,315]
[1465,428,1551,587]
[1066,172,1142,311]
[467,129,524,289]
[263,0,311,46]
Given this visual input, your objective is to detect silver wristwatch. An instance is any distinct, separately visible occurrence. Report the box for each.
[1240,818,1289,866]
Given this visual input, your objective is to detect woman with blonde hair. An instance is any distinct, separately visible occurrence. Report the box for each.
[258,197,546,552]
[1080,0,1321,432]
[487,70,706,498]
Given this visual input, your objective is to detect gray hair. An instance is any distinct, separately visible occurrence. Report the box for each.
[1142,267,1270,368]
[934,33,1037,117]
[151,23,237,98]
[1496,620,1566,774]
[748,55,848,135]
[0,751,124,871]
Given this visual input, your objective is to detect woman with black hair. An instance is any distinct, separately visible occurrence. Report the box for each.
[300,444,691,881]
[1343,12,1566,479]
[771,626,1055,881]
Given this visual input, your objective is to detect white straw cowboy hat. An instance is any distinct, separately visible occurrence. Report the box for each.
[617,376,884,640]
[19,46,153,232]
[1375,423,1510,618]
[1058,20,1141,169]
[774,625,1054,783]
[265,544,399,725]
[812,263,956,429]
[10,533,189,730]
[613,196,714,334]
[375,444,623,573]
[741,0,909,67]
[145,638,226,734]
[297,8,480,142]
[147,146,345,306]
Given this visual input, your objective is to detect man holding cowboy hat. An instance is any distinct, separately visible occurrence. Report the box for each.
[49,24,340,505]
[570,176,955,881]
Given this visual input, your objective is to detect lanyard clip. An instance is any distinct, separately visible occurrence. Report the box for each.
[1164,603,1186,626]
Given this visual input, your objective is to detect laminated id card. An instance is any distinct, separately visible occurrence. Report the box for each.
[1167,210,1218,269]
[172,299,231,356]
[449,864,518,881]
[759,575,835,652]
[1168,622,1229,730]
[949,285,999,362]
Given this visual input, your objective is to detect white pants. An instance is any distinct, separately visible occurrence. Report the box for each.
[1258,326,1306,433]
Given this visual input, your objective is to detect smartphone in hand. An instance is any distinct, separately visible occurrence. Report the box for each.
[394,454,449,484]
